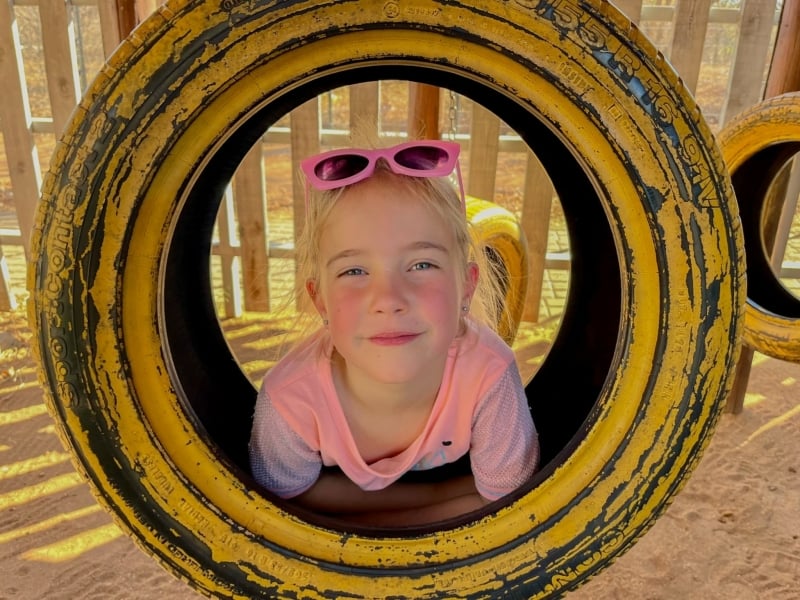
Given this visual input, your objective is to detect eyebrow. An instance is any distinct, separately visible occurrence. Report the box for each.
[325,241,450,268]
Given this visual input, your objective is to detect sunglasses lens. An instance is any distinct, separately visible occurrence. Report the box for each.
[395,146,450,170]
[314,154,369,182]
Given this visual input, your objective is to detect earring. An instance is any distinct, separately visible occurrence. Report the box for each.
[323,319,329,326]
[461,305,469,313]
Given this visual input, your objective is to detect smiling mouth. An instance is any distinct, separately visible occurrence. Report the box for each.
[368,333,420,346]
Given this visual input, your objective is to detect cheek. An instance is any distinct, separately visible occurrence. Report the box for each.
[417,281,461,319]
[325,286,361,322]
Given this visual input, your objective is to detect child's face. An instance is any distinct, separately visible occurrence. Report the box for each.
[307,175,477,387]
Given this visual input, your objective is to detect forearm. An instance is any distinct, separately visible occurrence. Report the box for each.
[291,470,482,517]
[342,492,492,527]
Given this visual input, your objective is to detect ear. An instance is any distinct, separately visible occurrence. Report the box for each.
[463,261,479,305]
[306,279,327,318]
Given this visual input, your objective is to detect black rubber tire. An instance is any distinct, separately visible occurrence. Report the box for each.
[718,91,800,362]
[29,0,745,597]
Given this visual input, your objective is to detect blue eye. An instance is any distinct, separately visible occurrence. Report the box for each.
[339,267,366,277]
[411,262,435,271]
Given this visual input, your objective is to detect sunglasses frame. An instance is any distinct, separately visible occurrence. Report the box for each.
[300,140,466,212]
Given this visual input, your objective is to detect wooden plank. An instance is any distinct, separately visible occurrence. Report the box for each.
[116,0,137,38]
[612,0,644,23]
[96,0,122,57]
[349,82,379,138]
[725,345,754,414]
[520,152,555,323]
[0,244,16,311]
[722,0,779,125]
[0,0,41,257]
[135,0,159,23]
[38,0,81,136]
[668,0,714,94]
[466,103,500,201]
[408,83,440,140]
[216,186,242,318]
[770,157,800,269]
[289,98,320,236]
[233,141,270,313]
[289,98,320,309]
[640,5,756,23]
[764,0,800,97]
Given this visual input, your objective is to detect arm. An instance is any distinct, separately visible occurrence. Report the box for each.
[253,391,488,524]
[292,469,491,526]
[470,363,540,500]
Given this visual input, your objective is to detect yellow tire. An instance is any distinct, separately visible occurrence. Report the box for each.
[467,196,529,344]
[718,91,800,362]
[29,0,744,597]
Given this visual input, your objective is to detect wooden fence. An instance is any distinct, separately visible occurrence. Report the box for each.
[0,0,793,318]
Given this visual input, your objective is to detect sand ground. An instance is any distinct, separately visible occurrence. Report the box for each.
[0,298,798,599]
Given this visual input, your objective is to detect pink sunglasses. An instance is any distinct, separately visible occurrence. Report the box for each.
[300,140,465,211]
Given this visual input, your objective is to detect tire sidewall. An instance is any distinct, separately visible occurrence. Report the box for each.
[30,0,744,597]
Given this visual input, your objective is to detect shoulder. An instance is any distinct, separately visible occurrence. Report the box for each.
[441,321,516,401]
[257,330,337,431]
[455,320,515,365]
[262,329,330,394]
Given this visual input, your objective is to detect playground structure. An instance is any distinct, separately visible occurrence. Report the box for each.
[2,0,800,598]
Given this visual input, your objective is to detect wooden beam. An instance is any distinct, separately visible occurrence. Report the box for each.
[115,0,137,39]
[408,83,440,140]
[669,0,714,93]
[520,153,554,323]
[722,0,779,125]
[39,0,81,136]
[0,0,41,258]
[764,0,800,97]
[234,143,270,313]
[467,103,500,201]
[350,82,379,137]
[613,0,643,22]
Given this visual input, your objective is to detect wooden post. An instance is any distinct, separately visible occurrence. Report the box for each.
[612,0,644,22]
[763,0,800,98]
[350,82,379,137]
[116,0,158,39]
[0,0,40,259]
[407,84,440,140]
[234,143,270,313]
[467,104,500,201]
[39,0,81,137]
[726,0,800,413]
[520,153,554,323]
[290,98,320,311]
[668,0,713,94]
[721,0,780,125]
[115,0,138,38]
[0,245,16,311]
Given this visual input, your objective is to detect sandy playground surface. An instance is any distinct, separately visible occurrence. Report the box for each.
[0,306,798,599]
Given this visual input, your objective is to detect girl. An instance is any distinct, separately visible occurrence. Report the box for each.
[249,140,539,526]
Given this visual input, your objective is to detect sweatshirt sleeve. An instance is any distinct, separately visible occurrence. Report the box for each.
[469,363,540,501]
[249,386,322,499]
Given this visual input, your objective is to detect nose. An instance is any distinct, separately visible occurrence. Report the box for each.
[369,270,408,314]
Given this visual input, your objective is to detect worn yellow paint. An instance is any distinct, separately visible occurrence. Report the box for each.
[720,92,800,362]
[28,0,744,597]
